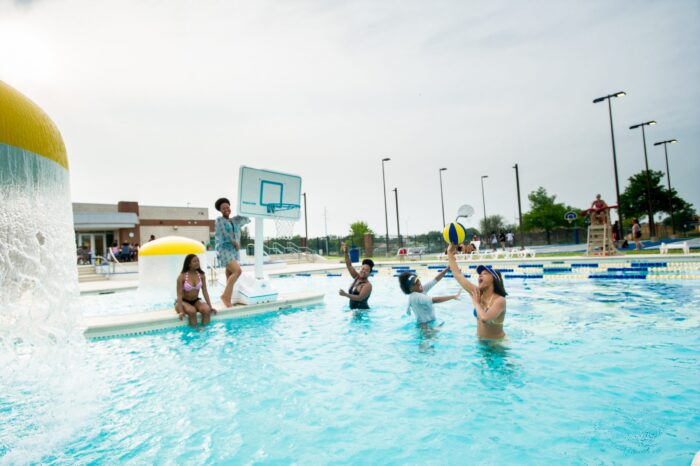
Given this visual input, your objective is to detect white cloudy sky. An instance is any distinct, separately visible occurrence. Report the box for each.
[2,0,698,237]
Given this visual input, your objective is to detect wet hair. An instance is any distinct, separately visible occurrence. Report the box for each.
[398,271,415,294]
[492,270,508,297]
[362,258,374,271]
[215,197,230,212]
[181,254,204,275]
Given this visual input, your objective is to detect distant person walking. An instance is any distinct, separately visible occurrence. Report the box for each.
[506,231,515,248]
[490,232,498,251]
[499,231,506,250]
[215,197,251,307]
[632,218,642,251]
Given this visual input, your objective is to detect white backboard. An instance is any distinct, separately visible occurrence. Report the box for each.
[238,166,302,219]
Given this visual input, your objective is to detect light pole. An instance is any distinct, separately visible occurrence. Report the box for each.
[653,139,678,235]
[629,120,657,237]
[381,157,391,255]
[302,192,308,248]
[593,91,625,230]
[480,175,489,227]
[439,168,447,227]
[513,165,524,250]
[393,188,402,247]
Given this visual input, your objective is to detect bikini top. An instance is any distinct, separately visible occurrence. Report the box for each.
[183,272,202,292]
[472,295,505,326]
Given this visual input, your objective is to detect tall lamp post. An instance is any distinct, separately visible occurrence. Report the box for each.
[513,164,524,250]
[381,157,391,255]
[439,168,447,227]
[480,175,489,227]
[393,188,402,247]
[593,91,625,230]
[302,192,308,248]
[653,139,678,235]
[629,120,657,237]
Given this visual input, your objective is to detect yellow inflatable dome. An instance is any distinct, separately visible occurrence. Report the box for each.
[0,80,68,170]
[139,236,206,256]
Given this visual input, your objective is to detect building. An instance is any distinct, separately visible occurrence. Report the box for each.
[73,201,214,258]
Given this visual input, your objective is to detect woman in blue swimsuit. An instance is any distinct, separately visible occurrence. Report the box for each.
[447,244,507,339]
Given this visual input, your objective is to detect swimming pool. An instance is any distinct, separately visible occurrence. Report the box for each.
[5,274,700,464]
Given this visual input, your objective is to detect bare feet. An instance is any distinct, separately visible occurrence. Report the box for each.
[220,294,232,308]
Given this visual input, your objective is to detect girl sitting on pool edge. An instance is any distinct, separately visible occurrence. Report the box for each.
[447,244,507,340]
[398,266,461,330]
[175,254,216,328]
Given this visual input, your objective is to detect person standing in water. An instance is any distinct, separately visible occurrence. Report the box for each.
[398,267,461,330]
[214,197,250,307]
[338,242,373,310]
[447,244,507,340]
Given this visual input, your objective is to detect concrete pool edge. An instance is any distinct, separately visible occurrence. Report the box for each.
[83,291,325,340]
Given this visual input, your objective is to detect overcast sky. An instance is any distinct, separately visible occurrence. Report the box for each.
[2,0,698,238]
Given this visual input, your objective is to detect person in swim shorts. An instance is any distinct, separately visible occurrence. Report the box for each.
[175,254,216,327]
[398,266,461,330]
[447,244,507,340]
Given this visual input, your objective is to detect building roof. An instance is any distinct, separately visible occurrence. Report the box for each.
[73,212,138,231]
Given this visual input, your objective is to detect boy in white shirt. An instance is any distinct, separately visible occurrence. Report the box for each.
[399,267,460,329]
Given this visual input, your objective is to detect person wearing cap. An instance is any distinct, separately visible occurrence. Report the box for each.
[447,244,507,340]
[338,242,374,310]
[398,267,461,330]
[214,197,250,308]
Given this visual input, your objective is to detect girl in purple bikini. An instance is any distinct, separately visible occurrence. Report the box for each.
[175,254,217,327]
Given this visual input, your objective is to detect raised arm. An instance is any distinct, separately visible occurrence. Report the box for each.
[341,242,358,279]
[447,244,477,294]
[434,266,450,282]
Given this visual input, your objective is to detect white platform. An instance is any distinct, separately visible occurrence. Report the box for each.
[84,291,324,339]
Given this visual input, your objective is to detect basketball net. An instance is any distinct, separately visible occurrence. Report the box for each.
[273,217,297,239]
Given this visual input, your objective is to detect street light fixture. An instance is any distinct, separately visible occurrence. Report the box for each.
[439,168,447,227]
[653,139,678,235]
[629,120,657,236]
[393,188,402,248]
[480,175,489,226]
[592,91,626,230]
[381,157,391,255]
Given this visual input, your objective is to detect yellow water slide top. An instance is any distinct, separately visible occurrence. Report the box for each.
[138,236,207,256]
[0,80,68,169]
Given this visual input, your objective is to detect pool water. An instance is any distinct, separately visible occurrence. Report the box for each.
[12,276,700,464]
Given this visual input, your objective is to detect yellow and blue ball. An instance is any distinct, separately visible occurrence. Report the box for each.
[442,222,467,245]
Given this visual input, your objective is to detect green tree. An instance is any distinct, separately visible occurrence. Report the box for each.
[522,187,579,244]
[620,170,695,234]
[348,221,374,248]
[479,215,507,236]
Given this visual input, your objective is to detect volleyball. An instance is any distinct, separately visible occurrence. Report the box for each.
[442,222,467,245]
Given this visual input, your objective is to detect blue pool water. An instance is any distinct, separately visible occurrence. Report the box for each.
[9,275,700,464]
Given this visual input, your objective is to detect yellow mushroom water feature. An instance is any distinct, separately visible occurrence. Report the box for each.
[138,236,208,298]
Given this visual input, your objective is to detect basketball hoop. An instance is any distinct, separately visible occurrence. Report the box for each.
[269,203,300,239]
[456,204,475,221]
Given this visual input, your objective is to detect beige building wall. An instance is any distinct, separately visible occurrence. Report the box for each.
[139,205,209,221]
[140,226,210,245]
[73,203,118,214]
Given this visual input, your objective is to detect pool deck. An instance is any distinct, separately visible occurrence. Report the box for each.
[84,291,325,339]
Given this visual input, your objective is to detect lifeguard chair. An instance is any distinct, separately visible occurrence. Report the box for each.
[583,204,618,256]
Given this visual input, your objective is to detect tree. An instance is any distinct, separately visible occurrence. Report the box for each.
[348,221,374,248]
[620,170,695,234]
[479,215,507,236]
[522,187,579,244]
